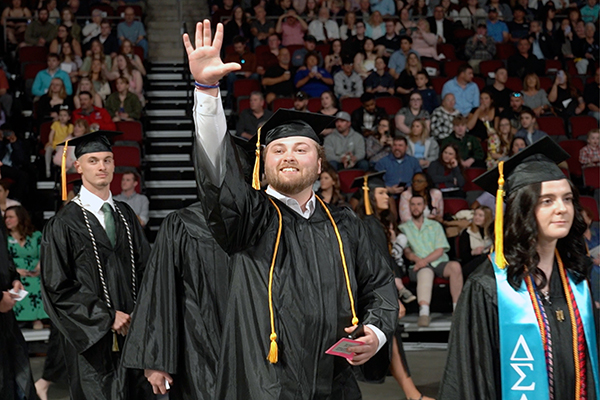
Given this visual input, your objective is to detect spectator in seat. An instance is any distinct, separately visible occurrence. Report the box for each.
[507,5,530,43]
[431,93,461,141]
[340,12,358,42]
[114,171,149,228]
[211,0,235,27]
[364,57,395,97]
[37,77,74,122]
[366,117,393,164]
[292,90,309,111]
[52,119,89,172]
[308,7,340,43]
[496,91,525,133]
[342,20,367,59]
[484,0,512,22]
[457,0,487,30]
[395,52,426,103]
[323,111,368,170]
[263,48,295,104]
[428,143,466,197]
[316,165,346,207]
[395,91,430,136]
[291,34,322,68]
[486,116,512,169]
[483,67,510,112]
[275,9,308,46]
[319,91,339,116]
[466,89,498,141]
[120,39,146,76]
[353,38,380,79]
[81,8,102,47]
[584,67,600,122]
[224,6,252,47]
[333,56,364,99]
[441,64,479,117]
[72,91,116,131]
[251,6,275,47]
[300,0,319,22]
[0,126,28,202]
[88,59,111,102]
[105,77,142,123]
[522,73,551,117]
[464,23,496,74]
[458,205,493,279]
[324,39,343,75]
[410,19,439,60]
[405,119,439,168]
[93,20,120,59]
[574,22,599,75]
[224,36,257,107]
[44,106,73,178]
[356,0,371,21]
[49,24,82,59]
[427,5,455,44]
[581,0,600,23]
[107,54,144,104]
[415,71,439,114]
[59,42,80,86]
[528,20,557,61]
[21,7,56,48]
[235,91,273,140]
[395,8,417,36]
[0,179,20,215]
[67,0,89,19]
[117,7,148,59]
[579,128,600,168]
[60,7,80,42]
[0,69,13,118]
[375,136,422,196]
[442,115,485,168]
[400,194,463,327]
[351,92,388,135]
[507,38,544,79]
[2,0,32,46]
[374,19,401,58]
[366,10,386,40]
[80,39,112,75]
[257,34,283,75]
[294,51,333,98]
[548,70,586,119]
[32,53,73,97]
[515,108,548,145]
[73,77,103,110]
[485,7,509,43]
[370,0,395,17]
[399,172,444,223]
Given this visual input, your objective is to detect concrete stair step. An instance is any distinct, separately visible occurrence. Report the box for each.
[146,130,192,138]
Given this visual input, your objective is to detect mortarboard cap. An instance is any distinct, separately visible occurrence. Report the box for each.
[350,171,386,215]
[473,136,570,270]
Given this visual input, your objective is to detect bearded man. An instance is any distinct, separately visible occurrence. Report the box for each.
[124,20,398,399]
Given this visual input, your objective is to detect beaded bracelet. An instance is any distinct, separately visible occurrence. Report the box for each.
[195,81,220,89]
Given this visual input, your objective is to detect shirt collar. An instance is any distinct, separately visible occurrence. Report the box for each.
[265,186,316,219]
[79,184,114,213]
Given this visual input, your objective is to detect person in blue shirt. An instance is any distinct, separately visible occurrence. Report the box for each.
[117,7,148,58]
[31,53,73,97]
[486,8,509,43]
[387,36,419,79]
[374,136,422,197]
[294,51,334,98]
[441,63,480,116]
[370,0,395,16]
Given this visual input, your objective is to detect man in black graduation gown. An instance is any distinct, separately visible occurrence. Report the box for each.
[40,131,153,400]
[0,215,37,400]
[154,21,398,399]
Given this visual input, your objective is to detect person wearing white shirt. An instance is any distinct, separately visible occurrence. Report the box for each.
[308,7,341,42]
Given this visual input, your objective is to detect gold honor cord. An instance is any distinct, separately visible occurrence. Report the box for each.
[61,139,70,201]
[252,126,263,190]
[494,161,507,269]
[362,176,373,216]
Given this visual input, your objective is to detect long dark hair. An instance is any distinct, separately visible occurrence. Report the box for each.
[357,186,397,247]
[5,205,35,239]
[503,181,589,290]
[411,172,437,214]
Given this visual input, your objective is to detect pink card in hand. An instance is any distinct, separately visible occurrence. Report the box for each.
[325,338,363,360]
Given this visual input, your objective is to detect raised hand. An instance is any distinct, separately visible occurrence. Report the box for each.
[182,20,241,85]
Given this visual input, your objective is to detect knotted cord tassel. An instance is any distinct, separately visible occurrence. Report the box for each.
[112,331,119,352]
[494,161,507,269]
[362,176,373,216]
[267,333,278,364]
[61,139,69,201]
[252,127,262,190]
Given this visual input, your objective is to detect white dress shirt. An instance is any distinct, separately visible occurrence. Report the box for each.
[77,185,115,230]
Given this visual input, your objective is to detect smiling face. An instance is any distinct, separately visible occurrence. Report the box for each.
[4,209,18,231]
[535,179,574,243]
[75,152,115,191]
[264,137,322,196]
[411,173,427,193]
[473,208,486,227]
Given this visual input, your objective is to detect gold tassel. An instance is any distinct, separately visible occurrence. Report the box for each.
[267,333,278,364]
[266,198,283,364]
[252,126,262,190]
[494,161,507,269]
[362,176,373,216]
[61,139,70,201]
[112,331,119,352]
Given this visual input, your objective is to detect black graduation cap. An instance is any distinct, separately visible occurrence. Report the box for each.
[473,136,569,196]
[249,109,336,189]
[58,130,122,159]
[350,171,386,215]
[473,136,570,270]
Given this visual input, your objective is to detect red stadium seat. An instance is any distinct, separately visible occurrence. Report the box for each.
[473,77,485,90]
[431,76,450,95]
[133,46,144,62]
[338,169,365,193]
[566,60,578,76]
[38,121,53,151]
[558,139,586,178]
[272,97,294,111]
[453,28,474,40]
[115,121,144,145]
[308,97,321,112]
[583,167,600,189]
[255,45,270,59]
[479,60,504,77]
[443,60,464,78]
[376,96,402,116]
[437,44,456,60]
[19,46,48,63]
[505,77,522,92]
[539,77,553,92]
[443,198,469,215]
[233,79,261,97]
[110,172,142,195]
[24,62,47,80]
[545,59,562,74]
[571,77,584,94]
[570,116,599,139]
[495,43,516,60]
[340,97,362,114]
[422,59,440,76]
[117,5,142,17]
[315,44,330,61]
[580,196,599,221]
[536,116,565,137]
[112,145,141,168]
[287,45,304,57]
[463,167,486,192]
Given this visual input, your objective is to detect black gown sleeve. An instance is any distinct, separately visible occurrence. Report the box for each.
[458,229,473,265]
[40,216,116,354]
[438,260,502,400]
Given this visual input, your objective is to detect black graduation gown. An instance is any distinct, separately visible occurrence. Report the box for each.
[122,203,232,400]
[40,200,153,400]
[0,220,37,400]
[194,135,399,399]
[439,259,598,400]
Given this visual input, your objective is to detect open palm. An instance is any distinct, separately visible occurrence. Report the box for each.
[183,21,241,85]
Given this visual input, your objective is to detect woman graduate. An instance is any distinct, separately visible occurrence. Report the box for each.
[439,136,599,400]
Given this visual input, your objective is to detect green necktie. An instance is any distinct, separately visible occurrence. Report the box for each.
[101,203,116,247]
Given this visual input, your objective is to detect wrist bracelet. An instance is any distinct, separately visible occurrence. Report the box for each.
[195,81,219,89]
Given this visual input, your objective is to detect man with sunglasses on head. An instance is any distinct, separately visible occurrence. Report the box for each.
[497,91,525,134]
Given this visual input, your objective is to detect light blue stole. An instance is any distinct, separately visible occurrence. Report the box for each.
[492,252,600,400]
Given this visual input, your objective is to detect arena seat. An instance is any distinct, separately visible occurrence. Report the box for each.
[233,79,261,98]
[308,97,321,112]
[558,140,586,178]
[580,196,599,221]
[115,121,144,145]
[113,145,141,169]
[340,97,362,114]
[443,198,469,215]
[463,168,486,192]
[338,169,365,193]
[570,116,598,139]
[583,167,600,189]
[536,116,565,137]
[272,97,294,111]
[376,96,402,116]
